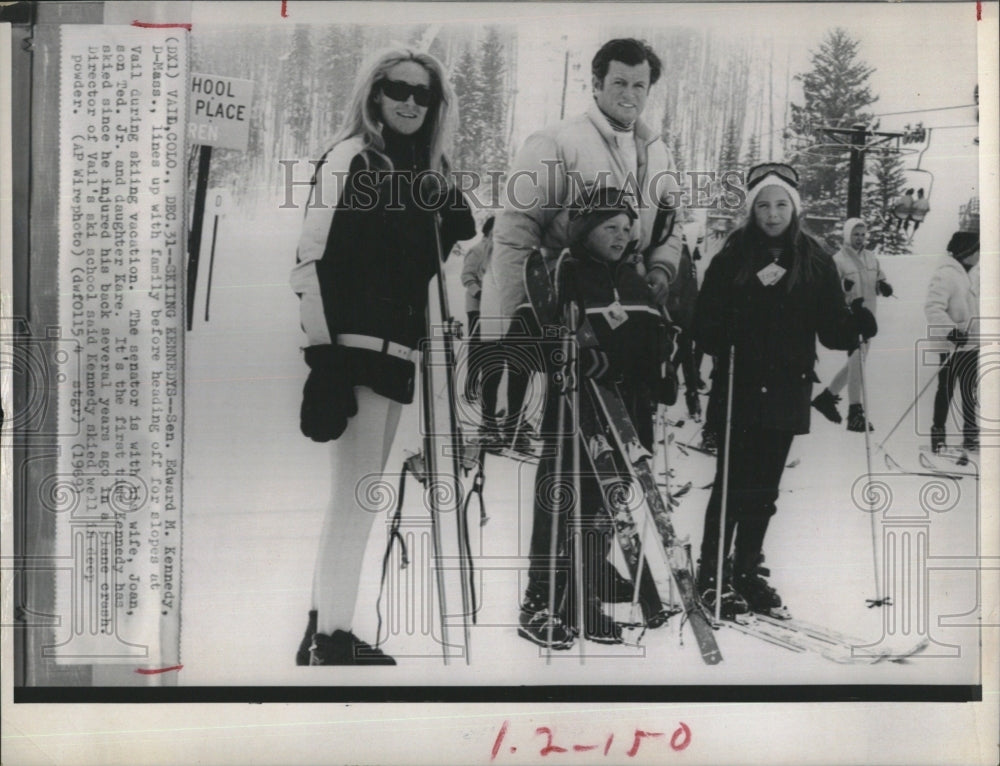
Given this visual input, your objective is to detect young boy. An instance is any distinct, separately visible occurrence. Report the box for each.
[518,186,676,649]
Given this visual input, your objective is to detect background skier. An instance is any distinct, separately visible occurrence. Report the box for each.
[924,229,980,452]
[812,218,893,430]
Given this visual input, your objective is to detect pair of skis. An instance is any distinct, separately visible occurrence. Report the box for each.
[524,250,722,664]
[524,250,929,667]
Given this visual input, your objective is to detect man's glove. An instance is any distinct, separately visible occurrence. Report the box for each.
[850,298,878,341]
[843,278,855,293]
[877,279,893,298]
[947,328,969,347]
[300,345,358,442]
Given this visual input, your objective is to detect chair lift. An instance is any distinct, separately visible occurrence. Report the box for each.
[902,128,934,236]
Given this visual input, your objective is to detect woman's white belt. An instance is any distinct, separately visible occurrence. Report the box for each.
[337,333,416,361]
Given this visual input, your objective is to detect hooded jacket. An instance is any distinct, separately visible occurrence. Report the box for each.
[833,217,886,316]
[482,101,683,329]
[924,256,980,351]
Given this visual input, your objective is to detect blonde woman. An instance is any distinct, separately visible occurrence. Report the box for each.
[290,48,474,665]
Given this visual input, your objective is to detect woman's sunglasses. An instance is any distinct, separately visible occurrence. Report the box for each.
[746,162,799,189]
[379,79,436,108]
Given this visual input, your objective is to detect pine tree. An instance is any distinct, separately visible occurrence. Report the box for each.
[477,26,508,178]
[450,45,482,173]
[788,28,878,239]
[863,151,911,255]
[743,133,760,171]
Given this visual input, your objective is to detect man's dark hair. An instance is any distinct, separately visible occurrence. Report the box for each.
[591,38,662,86]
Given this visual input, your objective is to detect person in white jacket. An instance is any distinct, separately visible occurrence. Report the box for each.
[925,230,980,452]
[812,218,893,431]
[478,38,683,443]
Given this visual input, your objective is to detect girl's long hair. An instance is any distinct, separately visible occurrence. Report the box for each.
[729,203,826,292]
[330,46,457,174]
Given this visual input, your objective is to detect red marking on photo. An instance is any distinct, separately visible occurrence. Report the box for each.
[491,721,509,761]
[135,664,184,675]
[131,21,192,30]
[281,0,289,18]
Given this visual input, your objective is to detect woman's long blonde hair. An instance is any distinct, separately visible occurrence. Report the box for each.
[331,46,457,174]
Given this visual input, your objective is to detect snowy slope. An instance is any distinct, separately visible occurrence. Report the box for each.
[179,203,982,687]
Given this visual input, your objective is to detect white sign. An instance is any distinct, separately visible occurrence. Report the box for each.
[187,72,253,151]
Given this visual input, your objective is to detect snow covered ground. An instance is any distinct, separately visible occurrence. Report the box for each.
[179,201,984,689]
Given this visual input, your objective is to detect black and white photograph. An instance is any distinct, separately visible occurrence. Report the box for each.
[2,1,998,764]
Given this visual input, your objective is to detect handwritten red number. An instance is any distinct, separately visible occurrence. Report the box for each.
[604,734,614,756]
[535,727,568,756]
[626,730,664,757]
[670,722,691,751]
[491,720,509,761]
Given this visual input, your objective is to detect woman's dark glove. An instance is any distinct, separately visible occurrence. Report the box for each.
[877,279,894,298]
[300,345,357,442]
[843,278,855,293]
[850,298,878,340]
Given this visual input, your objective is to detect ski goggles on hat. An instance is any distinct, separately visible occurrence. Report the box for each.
[746,162,799,190]
[379,79,437,108]
[568,187,638,221]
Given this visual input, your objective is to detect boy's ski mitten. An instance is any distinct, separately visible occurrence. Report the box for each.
[300,345,357,442]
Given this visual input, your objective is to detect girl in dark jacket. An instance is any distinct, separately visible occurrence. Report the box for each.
[693,163,877,618]
[290,47,474,665]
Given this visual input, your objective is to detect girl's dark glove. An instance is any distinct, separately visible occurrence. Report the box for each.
[850,298,878,340]
[877,279,894,298]
[300,345,358,442]
[656,361,679,406]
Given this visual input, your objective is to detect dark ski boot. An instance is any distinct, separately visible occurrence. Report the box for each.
[811,388,843,424]
[962,432,979,452]
[931,425,946,453]
[309,630,397,666]
[296,609,318,666]
[699,429,718,455]
[685,389,702,422]
[846,404,873,433]
[517,600,575,650]
[733,557,790,619]
[580,597,623,644]
[697,559,749,620]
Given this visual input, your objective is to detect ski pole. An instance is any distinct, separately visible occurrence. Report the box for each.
[565,298,586,664]
[426,186,474,664]
[857,338,889,608]
[714,344,735,623]
[874,362,943,455]
[420,314,452,665]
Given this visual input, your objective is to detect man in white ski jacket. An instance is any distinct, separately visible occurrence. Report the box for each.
[481,38,683,331]
[924,230,980,451]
